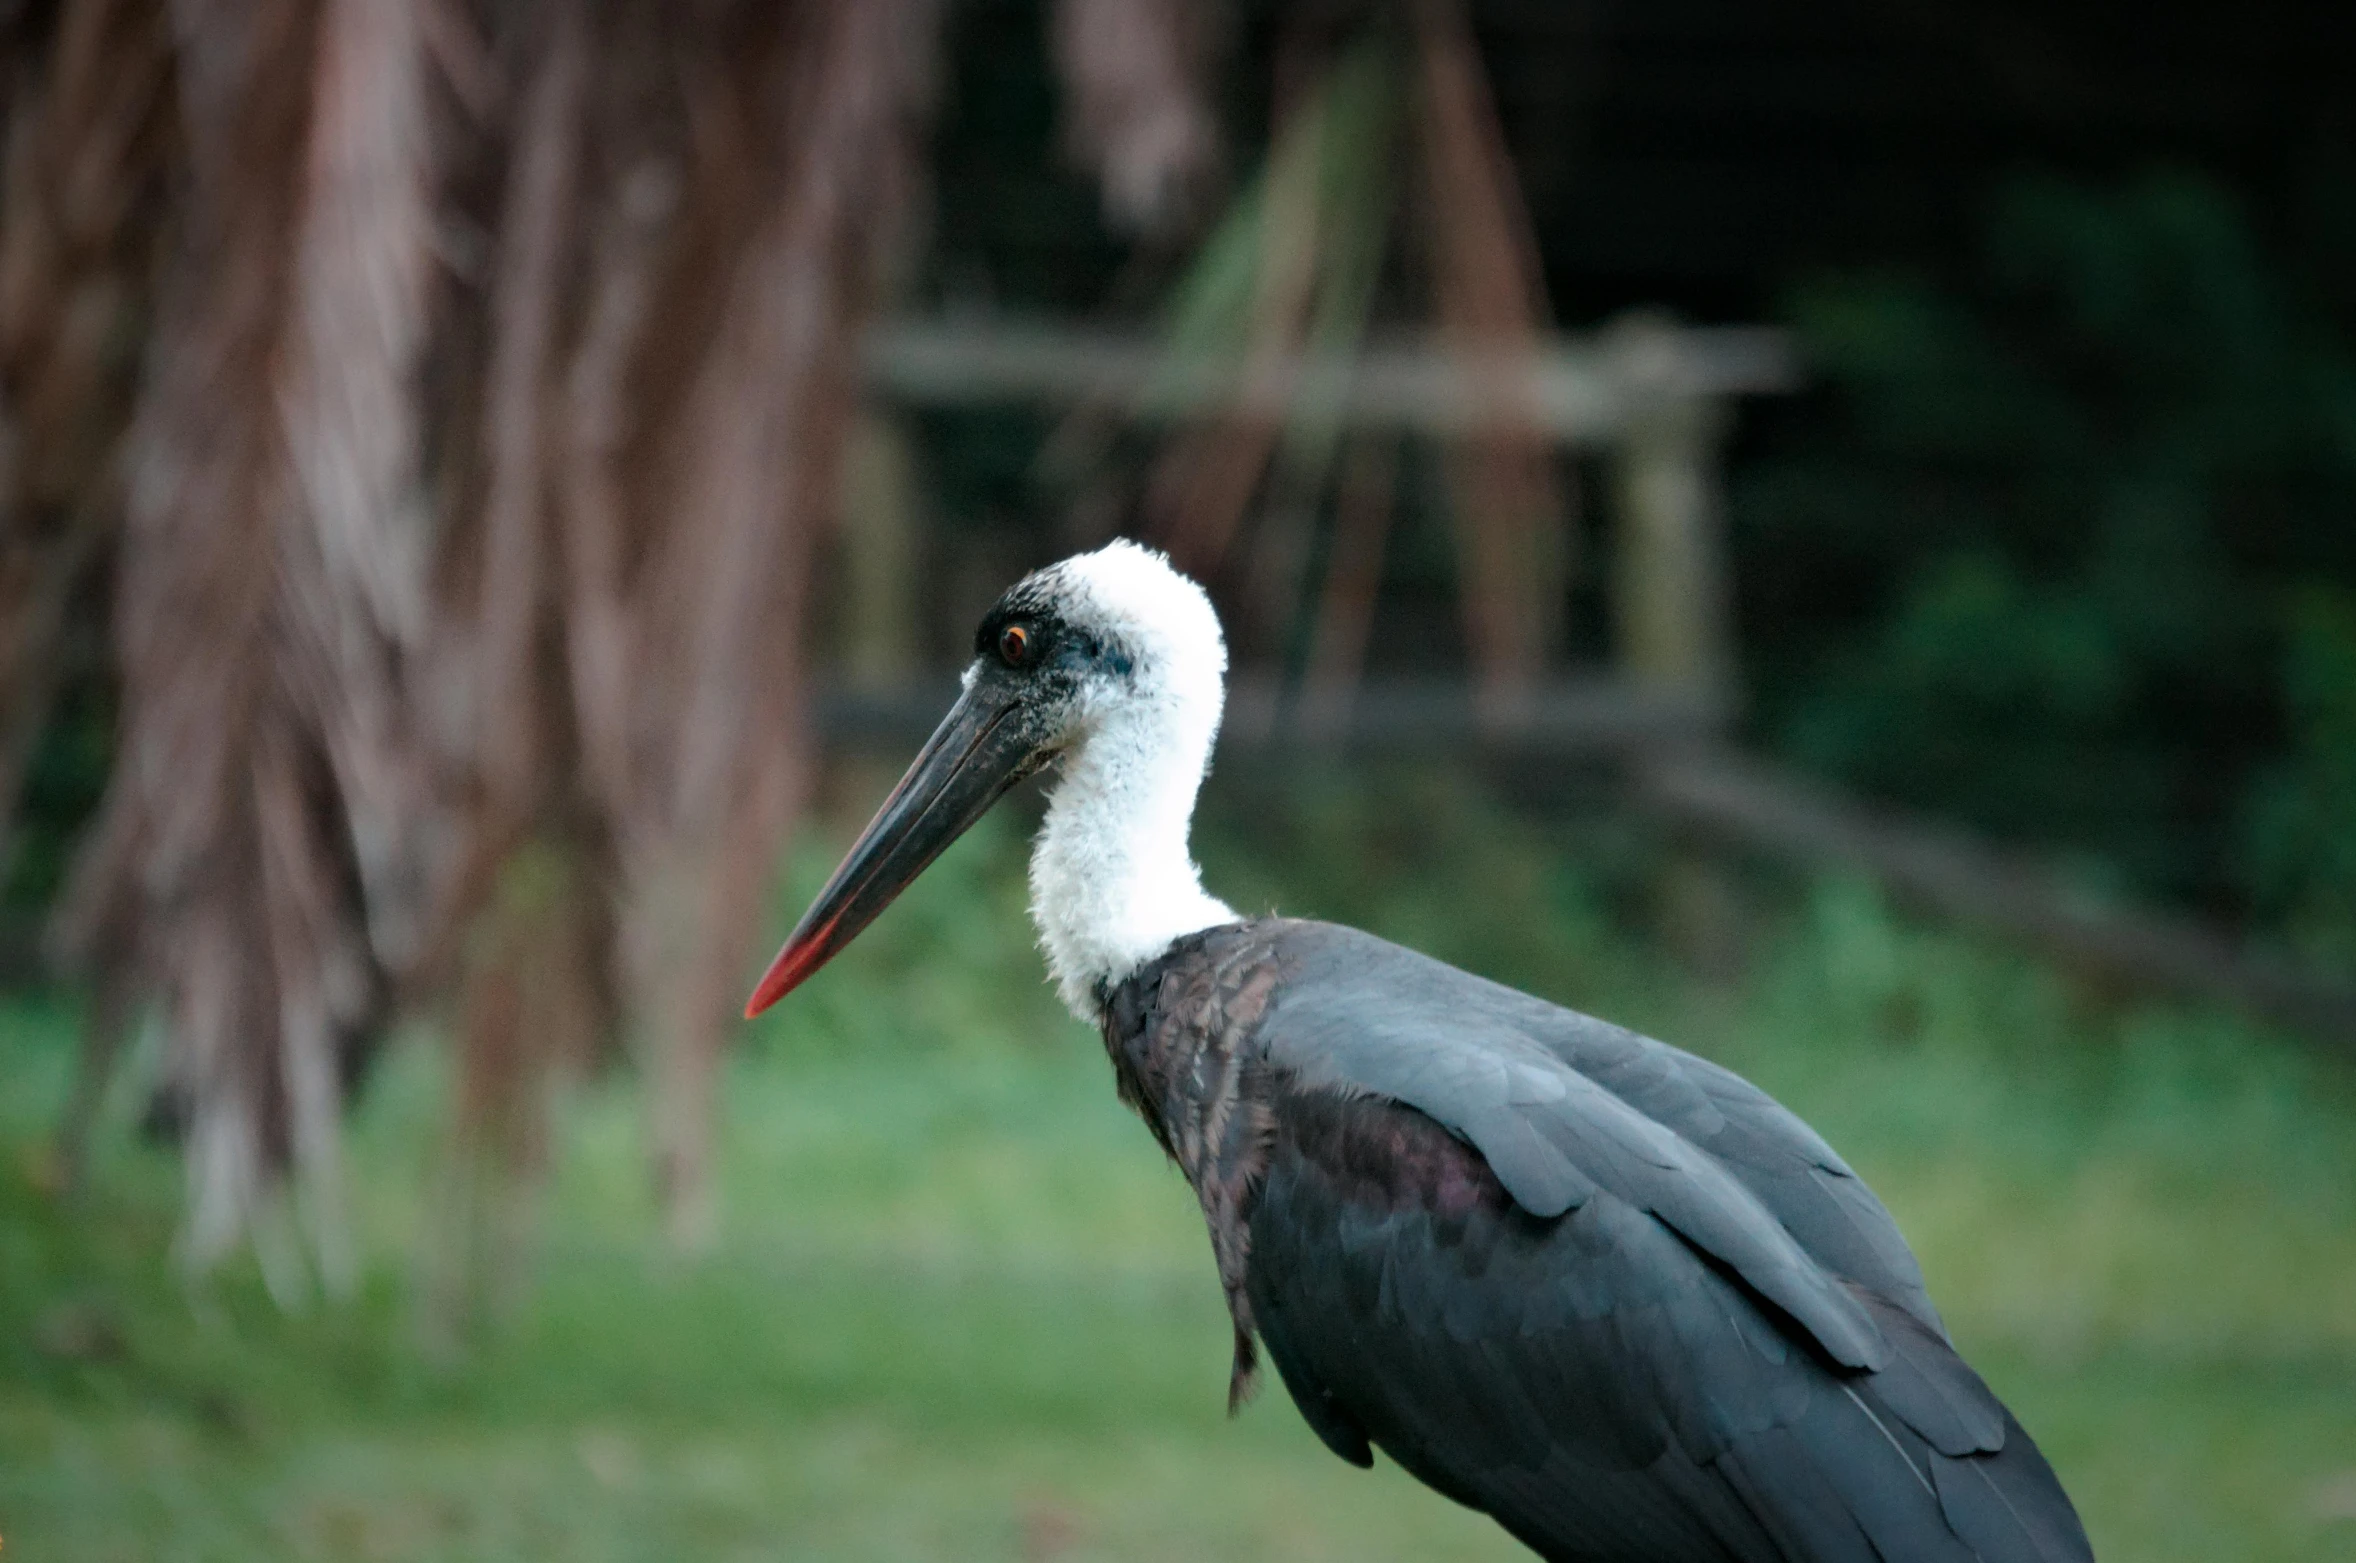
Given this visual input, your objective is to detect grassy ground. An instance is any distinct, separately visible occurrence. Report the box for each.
[0,776,2352,1561]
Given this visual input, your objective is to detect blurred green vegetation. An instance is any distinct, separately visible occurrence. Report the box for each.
[1738,170,2356,929]
[0,672,109,918]
[1,777,2352,1561]
[2245,591,2356,962]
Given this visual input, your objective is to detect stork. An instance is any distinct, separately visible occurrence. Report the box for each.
[747,541,2094,1563]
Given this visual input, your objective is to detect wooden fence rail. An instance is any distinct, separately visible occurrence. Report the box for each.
[817,674,1728,758]
[1635,753,2356,1054]
[861,317,1798,439]
[836,315,2356,1056]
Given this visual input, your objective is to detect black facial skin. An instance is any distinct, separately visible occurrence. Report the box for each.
[963,583,1143,760]
[743,578,1137,1016]
[974,583,1136,703]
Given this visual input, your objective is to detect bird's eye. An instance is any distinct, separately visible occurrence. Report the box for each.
[998,623,1031,666]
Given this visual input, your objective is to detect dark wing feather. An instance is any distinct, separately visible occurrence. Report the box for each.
[1527,1014,1946,1339]
[1258,923,1897,1371]
[1249,1088,2091,1563]
[1262,922,1945,1336]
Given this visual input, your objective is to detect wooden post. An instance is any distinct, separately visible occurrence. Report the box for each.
[1606,311,1745,974]
[1608,311,1737,707]
[836,411,923,689]
[1299,436,1399,742]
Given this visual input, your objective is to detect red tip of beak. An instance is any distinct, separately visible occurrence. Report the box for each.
[742,912,844,1019]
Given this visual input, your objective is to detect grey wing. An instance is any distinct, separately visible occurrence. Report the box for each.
[1258,924,1889,1371]
[1261,922,1942,1345]
[1247,1089,2093,1563]
[1501,966,1947,1336]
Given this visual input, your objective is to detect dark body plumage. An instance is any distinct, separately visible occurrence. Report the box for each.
[1100,918,2093,1563]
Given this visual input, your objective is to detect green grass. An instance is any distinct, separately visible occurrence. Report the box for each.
[1,779,2353,1561]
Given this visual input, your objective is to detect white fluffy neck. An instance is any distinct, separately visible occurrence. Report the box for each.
[1029,694,1233,1019]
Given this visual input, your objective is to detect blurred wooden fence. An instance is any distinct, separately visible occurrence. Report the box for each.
[862,317,1798,438]
[854,310,1772,731]
[833,314,2356,1053]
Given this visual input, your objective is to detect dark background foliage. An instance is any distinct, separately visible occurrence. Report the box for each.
[902,0,2356,952]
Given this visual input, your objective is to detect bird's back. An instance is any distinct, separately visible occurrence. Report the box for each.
[1103,918,2094,1563]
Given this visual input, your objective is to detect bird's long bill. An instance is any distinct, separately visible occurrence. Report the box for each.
[744,685,1035,1018]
